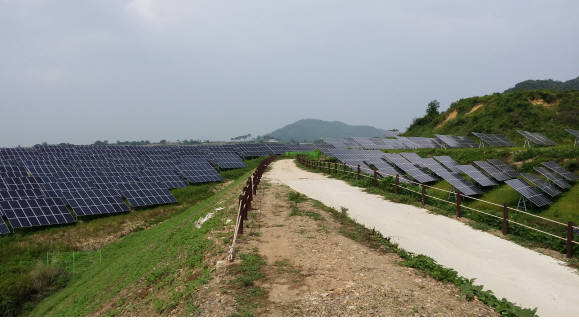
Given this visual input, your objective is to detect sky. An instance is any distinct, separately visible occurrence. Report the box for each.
[1,0,578,146]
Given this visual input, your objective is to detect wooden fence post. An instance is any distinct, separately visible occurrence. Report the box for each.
[343,162,346,174]
[395,175,399,194]
[357,165,360,180]
[421,185,426,206]
[334,162,337,174]
[373,170,377,186]
[502,204,509,235]
[456,192,461,217]
[567,221,574,258]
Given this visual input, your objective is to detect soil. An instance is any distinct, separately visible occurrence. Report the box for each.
[467,103,484,114]
[435,110,458,129]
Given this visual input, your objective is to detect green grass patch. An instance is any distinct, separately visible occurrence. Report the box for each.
[231,250,267,317]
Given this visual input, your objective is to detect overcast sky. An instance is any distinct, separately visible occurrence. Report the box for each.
[1,0,578,146]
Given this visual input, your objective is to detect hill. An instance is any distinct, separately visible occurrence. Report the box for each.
[404,90,579,144]
[504,76,579,93]
[265,119,385,142]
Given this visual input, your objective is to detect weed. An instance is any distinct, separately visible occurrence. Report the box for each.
[288,191,307,203]
[231,251,267,317]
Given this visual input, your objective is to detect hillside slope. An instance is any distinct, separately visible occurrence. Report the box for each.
[504,76,579,93]
[265,119,385,142]
[404,90,579,144]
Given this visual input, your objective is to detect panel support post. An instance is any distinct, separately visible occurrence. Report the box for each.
[395,175,399,194]
[456,192,461,217]
[357,165,360,180]
[567,221,574,258]
[421,185,426,206]
[502,203,508,235]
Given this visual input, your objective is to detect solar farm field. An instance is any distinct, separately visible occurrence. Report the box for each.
[0,156,267,316]
[300,144,578,260]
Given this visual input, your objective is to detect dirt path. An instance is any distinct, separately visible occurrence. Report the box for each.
[227,180,496,316]
[265,159,579,317]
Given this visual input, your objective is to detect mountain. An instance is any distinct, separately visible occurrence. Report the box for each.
[504,76,579,93]
[265,119,386,142]
[404,90,579,144]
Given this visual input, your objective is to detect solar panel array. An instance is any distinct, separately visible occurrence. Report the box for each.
[541,161,578,181]
[435,135,479,148]
[433,156,461,173]
[566,128,579,138]
[473,161,511,182]
[516,130,556,146]
[519,173,562,198]
[382,154,437,183]
[456,165,498,187]
[505,179,551,207]
[487,159,520,178]
[472,132,515,147]
[0,142,308,234]
[534,167,572,189]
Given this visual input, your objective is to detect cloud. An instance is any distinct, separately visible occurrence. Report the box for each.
[125,0,200,27]
[126,0,161,24]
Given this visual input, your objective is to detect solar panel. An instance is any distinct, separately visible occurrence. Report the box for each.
[473,161,511,182]
[382,154,437,183]
[541,161,578,181]
[516,130,556,146]
[0,197,76,229]
[208,152,246,169]
[0,189,46,200]
[422,162,482,195]
[115,183,177,207]
[487,159,519,178]
[400,153,424,166]
[435,135,478,148]
[2,176,44,190]
[0,218,11,235]
[505,179,551,207]
[519,173,562,198]
[534,166,572,189]
[138,168,188,189]
[565,128,579,138]
[456,165,498,187]
[60,189,130,216]
[177,159,222,183]
[433,156,461,173]
[472,132,515,147]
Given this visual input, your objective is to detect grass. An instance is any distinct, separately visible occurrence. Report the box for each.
[310,204,537,317]
[289,206,323,221]
[0,158,264,317]
[231,250,267,317]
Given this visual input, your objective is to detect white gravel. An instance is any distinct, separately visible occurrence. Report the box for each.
[266,159,579,316]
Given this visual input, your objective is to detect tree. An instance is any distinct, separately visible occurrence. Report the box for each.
[426,100,440,117]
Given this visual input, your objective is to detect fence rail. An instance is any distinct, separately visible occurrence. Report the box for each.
[296,156,577,258]
[228,156,276,261]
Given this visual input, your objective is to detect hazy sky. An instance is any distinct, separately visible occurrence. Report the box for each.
[1,0,578,146]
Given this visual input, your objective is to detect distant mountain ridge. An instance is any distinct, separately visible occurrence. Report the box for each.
[504,76,579,92]
[265,119,385,142]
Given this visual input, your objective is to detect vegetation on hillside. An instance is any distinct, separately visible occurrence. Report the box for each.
[405,90,579,144]
[504,76,579,93]
[266,118,385,142]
